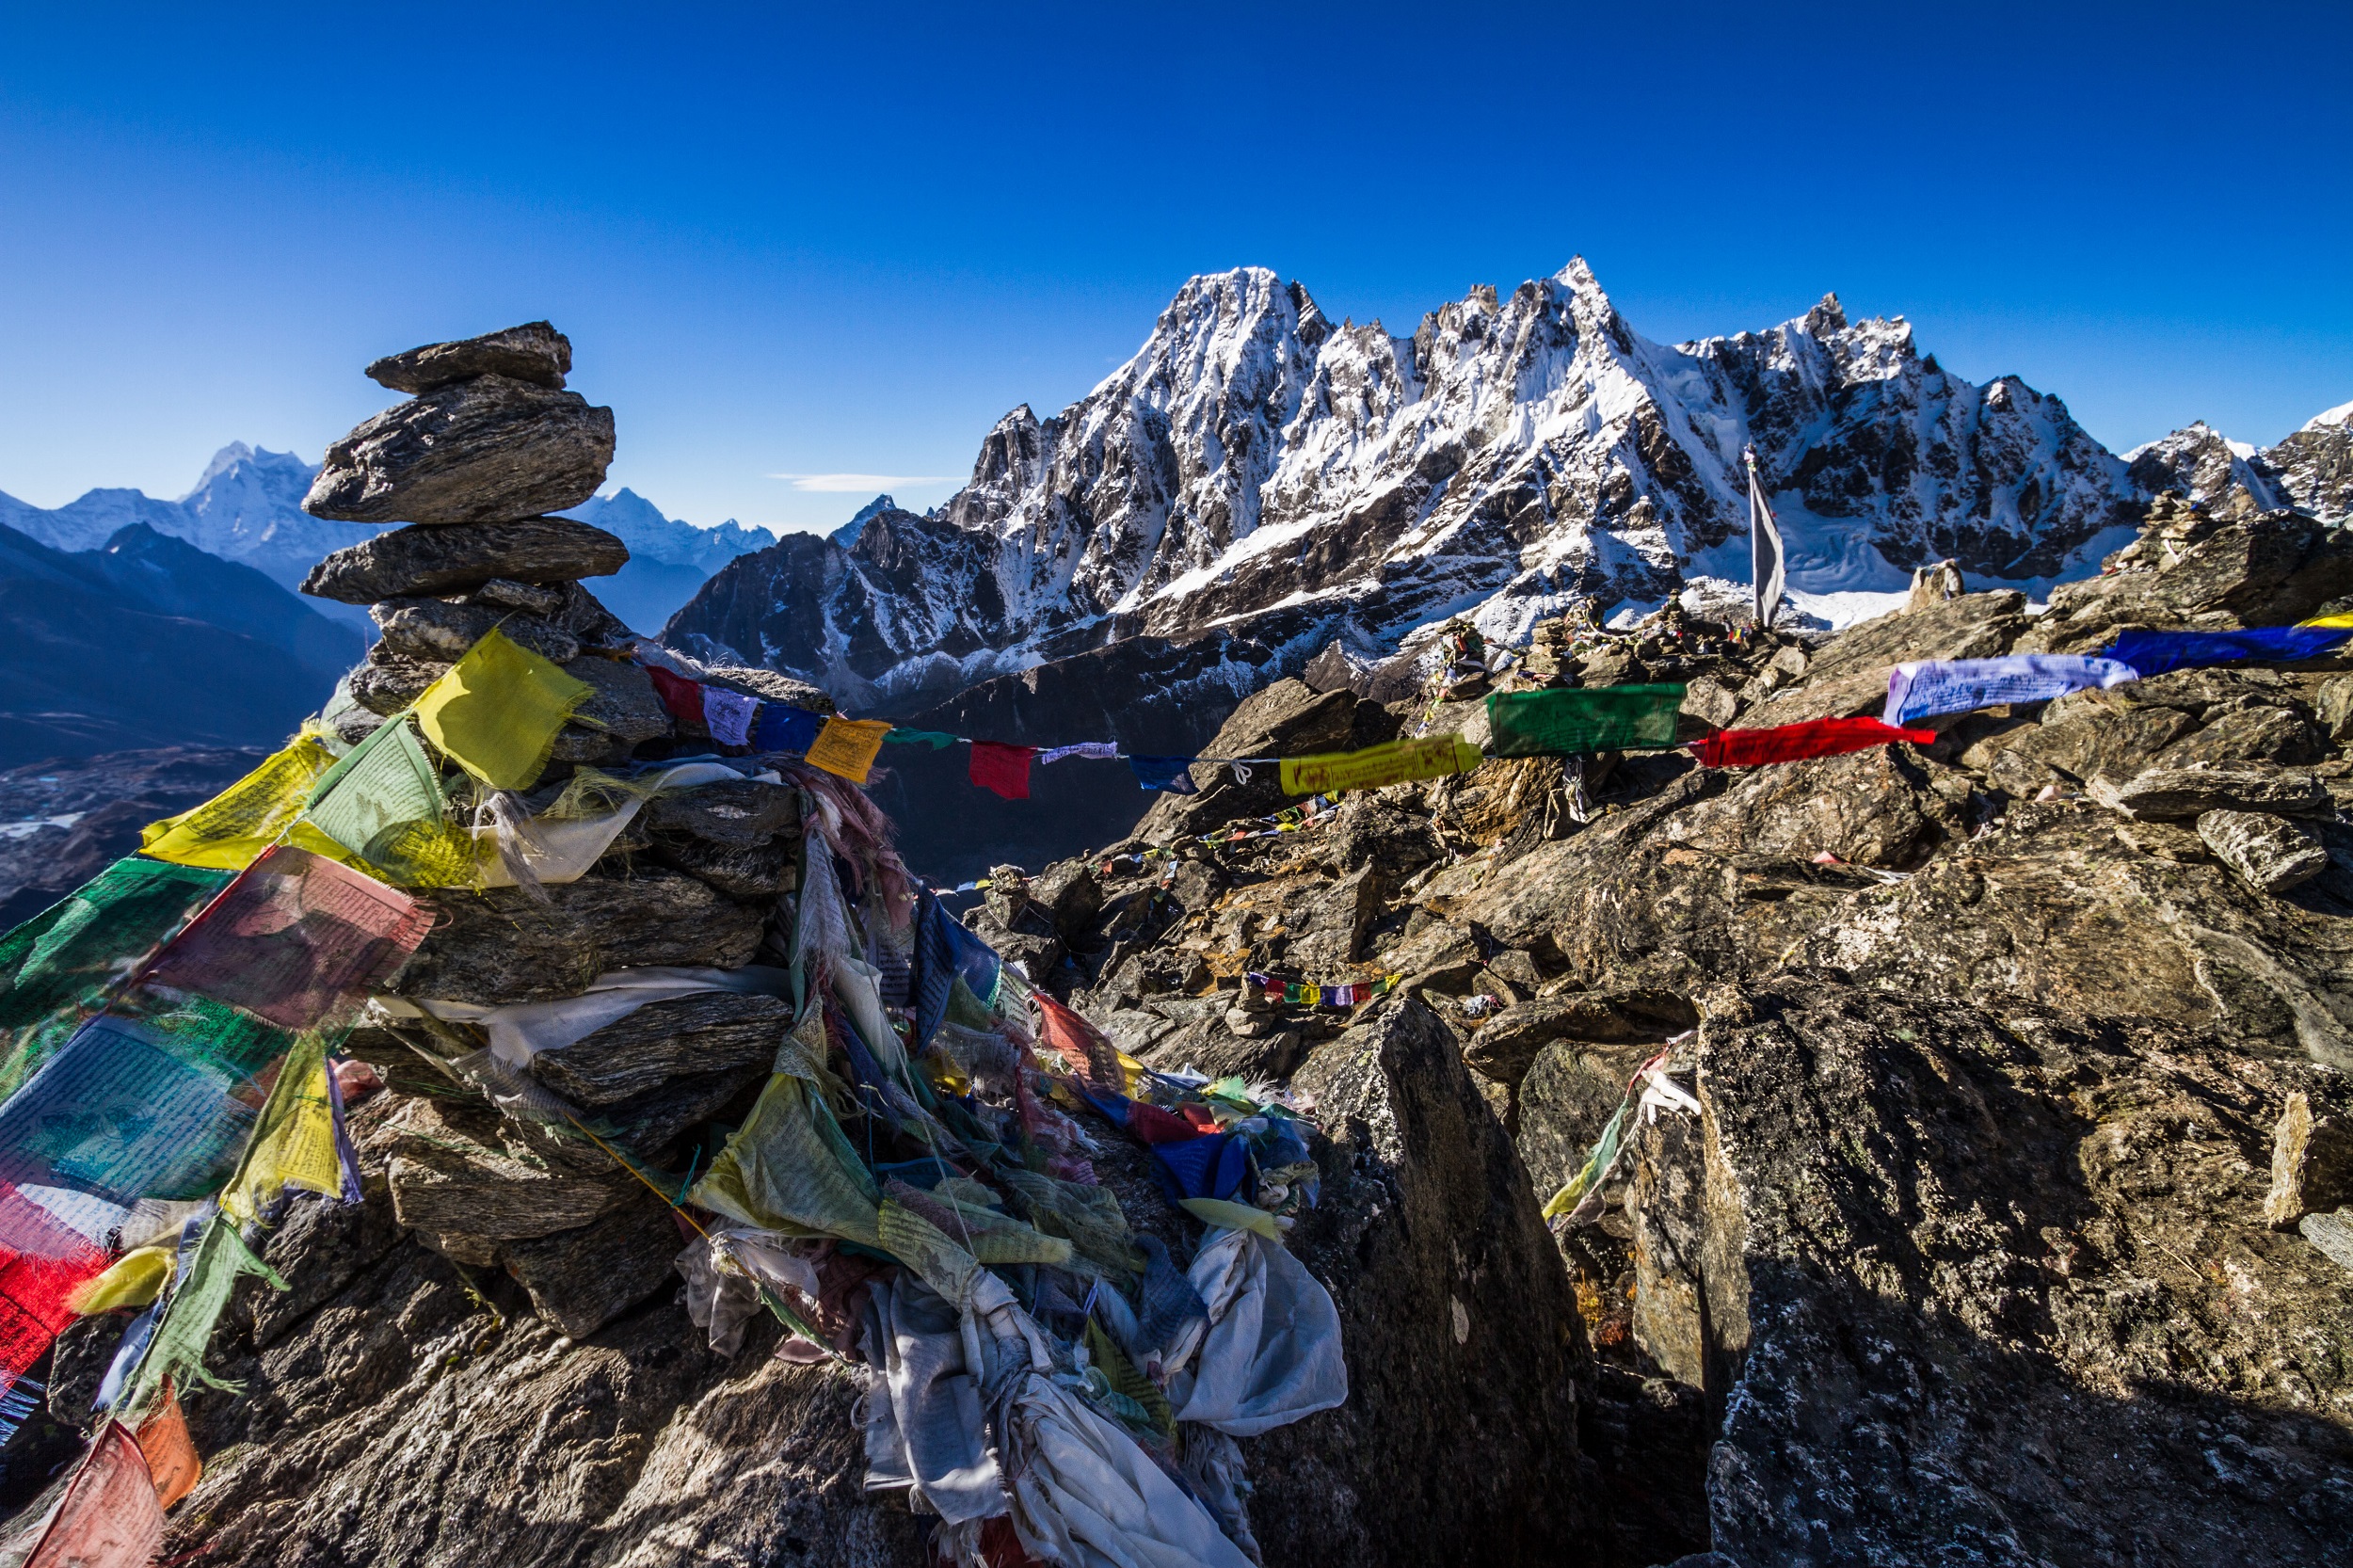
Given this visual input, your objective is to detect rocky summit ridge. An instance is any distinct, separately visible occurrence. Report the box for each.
[662,263,2353,724]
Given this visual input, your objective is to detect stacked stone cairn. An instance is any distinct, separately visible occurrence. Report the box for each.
[289,323,831,1333]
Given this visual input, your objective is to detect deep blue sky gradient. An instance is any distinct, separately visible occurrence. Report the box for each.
[2,1,2346,534]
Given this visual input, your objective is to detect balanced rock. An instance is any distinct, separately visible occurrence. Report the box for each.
[304,375,616,524]
[365,320,571,394]
[301,517,628,603]
[2196,808,2331,892]
[371,599,581,665]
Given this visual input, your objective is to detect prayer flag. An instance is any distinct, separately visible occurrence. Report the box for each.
[1883,655,2137,725]
[2102,626,2353,678]
[701,686,760,747]
[1486,684,1685,758]
[1128,756,1200,794]
[2298,614,2353,630]
[884,729,959,748]
[221,1033,352,1224]
[9,1423,165,1568]
[413,629,592,792]
[299,715,475,888]
[144,846,433,1031]
[140,737,340,872]
[0,1183,109,1442]
[1035,995,1129,1096]
[0,1016,257,1206]
[647,664,707,728]
[1691,716,1937,768]
[1040,742,1119,764]
[0,857,233,1098]
[135,1384,200,1511]
[803,717,893,784]
[969,742,1036,800]
[122,1214,285,1408]
[1278,734,1481,795]
[753,703,824,754]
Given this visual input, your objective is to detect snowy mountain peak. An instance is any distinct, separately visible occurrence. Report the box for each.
[2305,399,2353,432]
[830,493,897,548]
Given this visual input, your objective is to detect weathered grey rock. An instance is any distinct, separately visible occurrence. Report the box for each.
[530,992,791,1105]
[305,375,616,525]
[1137,679,1373,843]
[365,320,572,393]
[2297,1208,2353,1272]
[1629,980,2353,1566]
[563,655,674,746]
[2198,808,2331,892]
[1514,1035,1661,1197]
[1977,702,2197,789]
[1800,589,2028,683]
[700,665,838,715]
[500,1190,686,1337]
[2111,816,2213,862]
[398,870,768,1004]
[372,598,582,665]
[468,577,568,616]
[1677,678,1739,728]
[2090,763,2332,820]
[2264,1089,2353,1225]
[300,517,629,603]
[2317,674,2353,740]
[382,1098,634,1240]
[1268,1000,1602,1564]
[644,780,799,847]
[1661,741,1964,869]
[348,650,449,716]
[2154,702,2331,769]
[1464,989,1696,1086]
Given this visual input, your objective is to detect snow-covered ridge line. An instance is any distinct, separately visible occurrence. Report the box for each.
[664,260,2352,704]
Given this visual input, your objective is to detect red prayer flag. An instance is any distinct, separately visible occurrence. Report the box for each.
[18,1422,166,1568]
[968,742,1037,801]
[0,1181,109,1435]
[1034,995,1126,1095]
[645,664,708,729]
[144,846,434,1030]
[1690,716,1936,768]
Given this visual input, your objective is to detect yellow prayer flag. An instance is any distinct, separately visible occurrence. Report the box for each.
[2299,614,2353,630]
[68,1246,175,1315]
[222,1034,347,1224]
[413,628,592,792]
[803,717,893,785]
[1277,733,1482,796]
[141,737,341,870]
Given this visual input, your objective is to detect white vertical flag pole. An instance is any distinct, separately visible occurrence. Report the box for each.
[1744,444,1785,630]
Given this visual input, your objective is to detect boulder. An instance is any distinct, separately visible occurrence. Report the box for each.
[300,517,629,603]
[304,375,616,525]
[500,1190,689,1337]
[1660,742,1965,869]
[365,320,572,393]
[372,599,582,665]
[1135,680,1369,843]
[528,992,792,1105]
[699,665,838,715]
[562,656,675,747]
[396,870,768,1004]
[1464,989,1696,1087]
[381,1098,634,1240]
[2031,508,2353,646]
[348,650,450,716]
[2090,763,2332,820]
[2198,808,2331,893]
[1267,1000,1603,1565]
[2263,1089,2353,1226]
[644,780,799,847]
[2153,702,2330,768]
[1626,979,2353,1565]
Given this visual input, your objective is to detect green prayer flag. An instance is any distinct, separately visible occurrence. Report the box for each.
[1485,683,1686,758]
[0,857,234,1098]
[300,715,475,888]
[123,1214,287,1413]
[883,729,959,748]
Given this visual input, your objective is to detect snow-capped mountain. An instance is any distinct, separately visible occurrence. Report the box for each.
[674,260,2342,715]
[0,449,776,636]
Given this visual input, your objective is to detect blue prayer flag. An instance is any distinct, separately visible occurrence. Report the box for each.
[1128,756,1199,793]
[753,703,824,754]
[2104,626,2352,678]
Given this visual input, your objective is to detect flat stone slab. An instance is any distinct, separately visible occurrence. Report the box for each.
[366,320,571,393]
[302,518,628,603]
[305,375,616,525]
[530,991,792,1105]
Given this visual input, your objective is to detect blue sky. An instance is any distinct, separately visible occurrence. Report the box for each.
[1,1,2345,536]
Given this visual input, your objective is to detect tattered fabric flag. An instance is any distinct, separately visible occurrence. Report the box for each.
[1039,742,1119,764]
[144,846,433,1031]
[1691,715,1938,768]
[0,1016,259,1206]
[646,664,708,729]
[701,686,760,747]
[1542,1099,1629,1222]
[1884,654,2137,725]
[2,1422,165,1568]
[692,1073,883,1246]
[0,856,233,1099]
[2298,613,2353,631]
[67,1247,175,1316]
[803,717,893,785]
[122,1212,287,1409]
[221,1032,355,1224]
[752,702,824,755]
[0,1183,110,1444]
[1034,994,1130,1096]
[135,1383,201,1511]
[968,742,1037,801]
[140,735,341,871]
[1745,444,1786,630]
[883,729,958,748]
[1278,733,1482,796]
[413,628,593,792]
[1486,683,1686,758]
[2103,626,2353,678]
[299,714,475,888]
[1128,756,1199,794]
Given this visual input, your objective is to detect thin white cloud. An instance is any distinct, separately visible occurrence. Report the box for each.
[767,472,960,492]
